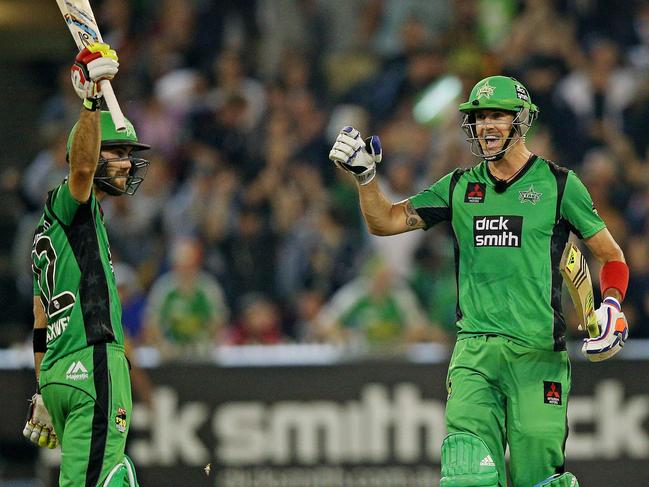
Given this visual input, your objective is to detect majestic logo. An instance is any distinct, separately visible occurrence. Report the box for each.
[465,182,486,203]
[476,81,495,99]
[66,360,88,381]
[473,216,523,247]
[544,381,562,405]
[519,185,542,205]
[116,407,127,433]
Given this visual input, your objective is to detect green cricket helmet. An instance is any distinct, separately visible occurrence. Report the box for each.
[458,76,538,160]
[66,111,151,196]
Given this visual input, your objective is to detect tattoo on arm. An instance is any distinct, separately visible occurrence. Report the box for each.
[403,201,423,228]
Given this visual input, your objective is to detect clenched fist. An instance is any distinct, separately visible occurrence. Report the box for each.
[329,126,382,185]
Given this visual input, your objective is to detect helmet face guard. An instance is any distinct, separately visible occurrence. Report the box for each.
[66,111,151,196]
[460,107,537,161]
[458,76,538,161]
[94,154,150,196]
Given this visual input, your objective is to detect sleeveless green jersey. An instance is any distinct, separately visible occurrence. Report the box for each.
[409,156,605,351]
[32,182,124,371]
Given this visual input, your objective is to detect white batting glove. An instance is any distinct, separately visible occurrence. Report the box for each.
[71,42,119,100]
[582,297,629,362]
[22,393,59,449]
[329,126,382,185]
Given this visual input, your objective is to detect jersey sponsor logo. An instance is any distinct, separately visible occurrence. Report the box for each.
[515,85,529,101]
[473,216,522,247]
[519,185,542,205]
[464,182,486,203]
[66,360,88,381]
[544,381,562,405]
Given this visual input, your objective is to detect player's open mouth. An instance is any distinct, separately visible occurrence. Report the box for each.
[484,135,500,151]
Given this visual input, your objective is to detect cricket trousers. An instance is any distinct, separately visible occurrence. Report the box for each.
[445,335,570,487]
[40,342,135,487]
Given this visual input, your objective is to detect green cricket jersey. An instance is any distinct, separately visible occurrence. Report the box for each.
[410,155,605,351]
[32,181,124,371]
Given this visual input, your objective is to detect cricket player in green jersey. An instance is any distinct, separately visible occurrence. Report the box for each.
[22,42,150,486]
[329,76,630,487]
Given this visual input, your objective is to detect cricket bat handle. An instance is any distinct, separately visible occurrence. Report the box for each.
[585,311,599,338]
[99,80,126,131]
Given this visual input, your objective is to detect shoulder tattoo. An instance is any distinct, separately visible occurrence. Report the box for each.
[403,201,423,228]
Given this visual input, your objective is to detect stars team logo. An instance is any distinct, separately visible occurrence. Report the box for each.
[476,81,495,99]
[519,185,542,205]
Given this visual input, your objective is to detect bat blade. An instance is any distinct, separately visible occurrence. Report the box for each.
[560,242,599,338]
[55,0,126,131]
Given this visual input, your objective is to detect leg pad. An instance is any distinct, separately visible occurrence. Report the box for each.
[440,432,499,487]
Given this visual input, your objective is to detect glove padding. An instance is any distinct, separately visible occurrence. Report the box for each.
[22,393,58,449]
[329,126,382,185]
[582,297,629,362]
[71,42,119,100]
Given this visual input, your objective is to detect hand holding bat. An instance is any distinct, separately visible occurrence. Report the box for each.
[70,43,118,102]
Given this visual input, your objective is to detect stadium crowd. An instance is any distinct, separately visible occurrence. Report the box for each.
[3,0,649,358]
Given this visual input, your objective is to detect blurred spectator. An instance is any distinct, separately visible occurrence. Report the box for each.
[556,37,639,148]
[226,292,284,345]
[20,129,69,210]
[314,255,434,351]
[143,237,229,360]
[114,262,147,345]
[226,293,283,345]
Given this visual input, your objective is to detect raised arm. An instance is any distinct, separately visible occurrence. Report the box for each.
[357,179,425,235]
[67,43,119,202]
[68,108,101,203]
[329,126,426,236]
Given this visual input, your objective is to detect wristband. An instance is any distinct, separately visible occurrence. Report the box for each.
[355,167,376,185]
[600,260,629,301]
[33,328,47,353]
[83,97,101,111]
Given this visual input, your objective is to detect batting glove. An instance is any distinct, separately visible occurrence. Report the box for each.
[22,393,59,449]
[582,297,629,362]
[329,126,382,185]
[71,42,119,100]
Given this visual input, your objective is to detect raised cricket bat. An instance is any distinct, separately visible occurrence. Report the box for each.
[560,242,599,338]
[55,0,126,131]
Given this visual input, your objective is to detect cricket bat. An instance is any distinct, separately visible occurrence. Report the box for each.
[55,0,126,131]
[559,242,600,338]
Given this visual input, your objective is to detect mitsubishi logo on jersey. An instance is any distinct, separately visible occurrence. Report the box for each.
[473,216,523,247]
[465,182,486,203]
[544,381,562,405]
[66,360,89,381]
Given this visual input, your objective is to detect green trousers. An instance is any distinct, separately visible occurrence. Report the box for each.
[40,343,134,487]
[445,335,570,487]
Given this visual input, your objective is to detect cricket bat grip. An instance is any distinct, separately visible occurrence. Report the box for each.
[100,80,126,132]
[585,311,600,338]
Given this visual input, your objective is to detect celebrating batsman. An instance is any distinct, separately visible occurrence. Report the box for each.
[329,76,629,487]
[24,43,150,486]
